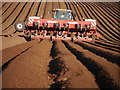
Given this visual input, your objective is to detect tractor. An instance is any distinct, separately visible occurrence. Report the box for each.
[14,9,100,42]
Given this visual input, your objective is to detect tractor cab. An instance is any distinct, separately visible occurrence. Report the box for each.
[48,9,75,20]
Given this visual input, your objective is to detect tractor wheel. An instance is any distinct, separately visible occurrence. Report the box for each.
[15,21,25,32]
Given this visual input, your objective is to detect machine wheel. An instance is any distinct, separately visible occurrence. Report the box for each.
[15,21,25,32]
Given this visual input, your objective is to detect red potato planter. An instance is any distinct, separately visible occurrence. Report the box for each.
[14,9,100,41]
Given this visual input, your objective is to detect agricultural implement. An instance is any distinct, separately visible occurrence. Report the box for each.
[14,9,100,42]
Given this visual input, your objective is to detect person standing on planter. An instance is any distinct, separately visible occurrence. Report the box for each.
[71,32,75,43]
[50,31,53,41]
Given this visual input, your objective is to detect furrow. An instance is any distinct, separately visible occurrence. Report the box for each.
[76,41,120,66]
[48,40,98,88]
[63,41,119,89]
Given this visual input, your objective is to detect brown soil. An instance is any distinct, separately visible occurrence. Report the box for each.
[48,40,98,88]
[1,1,120,89]
[1,36,26,51]
[63,41,119,88]
[2,40,52,88]
[2,39,120,89]
[2,39,39,65]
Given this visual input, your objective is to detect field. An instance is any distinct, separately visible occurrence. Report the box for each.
[1,0,120,89]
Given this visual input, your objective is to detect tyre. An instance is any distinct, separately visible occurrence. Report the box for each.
[15,21,25,32]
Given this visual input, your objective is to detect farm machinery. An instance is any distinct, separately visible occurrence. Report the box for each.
[14,9,100,42]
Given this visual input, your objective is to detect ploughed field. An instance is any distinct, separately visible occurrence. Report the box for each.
[1,0,119,89]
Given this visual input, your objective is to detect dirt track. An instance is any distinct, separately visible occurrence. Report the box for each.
[1,1,120,89]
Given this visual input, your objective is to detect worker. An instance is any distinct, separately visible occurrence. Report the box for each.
[92,32,95,43]
[71,32,75,43]
[50,31,53,41]
[75,32,78,39]
[55,31,58,38]
[40,30,42,36]
[43,30,47,37]
[64,31,68,38]
[62,31,65,37]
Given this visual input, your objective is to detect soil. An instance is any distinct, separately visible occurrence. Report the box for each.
[1,1,119,89]
[1,36,26,50]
